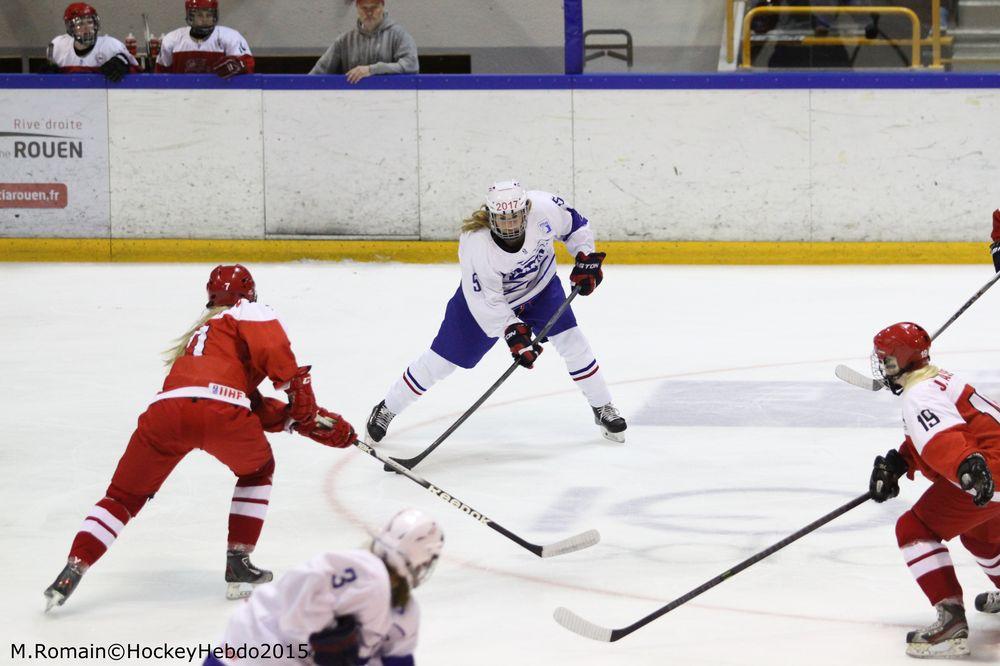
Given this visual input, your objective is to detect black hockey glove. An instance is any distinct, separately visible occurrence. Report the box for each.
[309,615,359,666]
[36,61,62,74]
[504,322,542,369]
[958,453,995,506]
[870,448,908,502]
[569,251,606,296]
[99,55,130,82]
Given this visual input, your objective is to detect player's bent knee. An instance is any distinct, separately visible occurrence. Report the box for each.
[236,456,275,485]
[105,484,149,518]
[896,510,940,547]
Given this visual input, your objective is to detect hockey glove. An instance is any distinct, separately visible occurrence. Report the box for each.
[504,322,542,369]
[870,448,908,502]
[569,251,606,296]
[211,56,248,79]
[309,615,359,666]
[37,61,63,74]
[284,366,318,426]
[298,408,358,449]
[991,209,1000,273]
[250,391,289,433]
[99,55,130,82]
[958,453,995,506]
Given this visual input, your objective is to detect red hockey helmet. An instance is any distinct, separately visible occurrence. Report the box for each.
[206,264,256,308]
[185,0,219,36]
[64,3,100,47]
[872,322,931,392]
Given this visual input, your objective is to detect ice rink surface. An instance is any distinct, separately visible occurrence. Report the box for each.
[4,262,1000,665]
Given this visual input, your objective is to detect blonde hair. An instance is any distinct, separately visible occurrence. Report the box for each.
[163,306,227,368]
[460,206,491,234]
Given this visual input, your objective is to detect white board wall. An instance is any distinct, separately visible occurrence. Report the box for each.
[3,85,1000,242]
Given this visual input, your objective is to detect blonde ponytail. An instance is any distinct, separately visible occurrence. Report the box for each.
[163,306,227,368]
[460,206,491,234]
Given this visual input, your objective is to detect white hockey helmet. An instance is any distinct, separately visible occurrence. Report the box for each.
[485,180,529,240]
[371,509,444,588]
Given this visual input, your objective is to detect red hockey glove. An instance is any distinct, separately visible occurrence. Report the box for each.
[250,392,290,433]
[569,251,606,296]
[284,366,318,426]
[212,56,248,79]
[991,210,1000,273]
[504,322,542,369]
[297,408,358,449]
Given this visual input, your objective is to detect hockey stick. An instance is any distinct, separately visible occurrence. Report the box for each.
[835,271,1000,392]
[141,13,153,72]
[553,491,873,641]
[354,439,600,558]
[387,284,583,472]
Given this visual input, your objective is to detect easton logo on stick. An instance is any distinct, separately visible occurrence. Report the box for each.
[428,486,490,524]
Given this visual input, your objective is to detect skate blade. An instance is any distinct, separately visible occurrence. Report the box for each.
[600,428,625,444]
[226,582,254,600]
[43,590,66,613]
[905,637,970,659]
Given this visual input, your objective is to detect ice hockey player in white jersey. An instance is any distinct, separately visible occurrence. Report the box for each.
[156,0,254,78]
[365,180,627,444]
[205,509,444,666]
[45,3,138,82]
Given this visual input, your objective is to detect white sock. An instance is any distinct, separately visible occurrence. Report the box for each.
[384,349,459,415]
[550,327,612,408]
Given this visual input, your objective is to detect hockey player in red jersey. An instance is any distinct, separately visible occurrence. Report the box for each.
[155,0,254,77]
[989,209,1000,272]
[867,322,1000,658]
[44,265,357,611]
[45,3,138,81]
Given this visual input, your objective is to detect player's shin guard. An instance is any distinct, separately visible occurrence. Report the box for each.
[897,511,963,606]
[68,486,146,567]
[228,458,274,551]
[960,533,1000,612]
[549,328,612,407]
[384,349,458,415]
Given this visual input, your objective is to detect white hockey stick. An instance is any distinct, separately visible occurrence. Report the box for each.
[355,439,600,558]
[836,271,1000,392]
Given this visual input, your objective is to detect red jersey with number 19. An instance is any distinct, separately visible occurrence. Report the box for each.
[898,368,1000,490]
[156,299,300,409]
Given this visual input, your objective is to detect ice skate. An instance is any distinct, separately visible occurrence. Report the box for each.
[975,591,1000,614]
[592,404,626,443]
[44,557,87,612]
[905,602,970,659]
[225,550,273,600]
[366,400,396,444]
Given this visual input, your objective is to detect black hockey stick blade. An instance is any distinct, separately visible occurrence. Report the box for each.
[834,364,884,391]
[554,492,872,642]
[385,285,583,473]
[355,440,600,558]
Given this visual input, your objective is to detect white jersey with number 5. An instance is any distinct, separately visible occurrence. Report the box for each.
[216,549,419,665]
[458,191,596,338]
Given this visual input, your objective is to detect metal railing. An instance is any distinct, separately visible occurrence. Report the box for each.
[728,1,947,69]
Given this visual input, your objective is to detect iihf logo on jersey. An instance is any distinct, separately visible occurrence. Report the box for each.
[538,219,552,234]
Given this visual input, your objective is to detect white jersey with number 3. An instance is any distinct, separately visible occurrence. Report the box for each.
[216,549,419,665]
[458,191,596,337]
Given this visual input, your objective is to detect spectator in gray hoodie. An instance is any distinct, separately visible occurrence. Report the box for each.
[310,0,418,83]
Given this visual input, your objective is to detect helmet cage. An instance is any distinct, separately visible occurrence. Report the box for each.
[186,1,219,37]
[65,8,100,47]
[485,181,529,241]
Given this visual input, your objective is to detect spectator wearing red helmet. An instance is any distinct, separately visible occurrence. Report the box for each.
[155,0,254,78]
[44,3,138,81]
[867,322,1000,658]
[44,265,357,612]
